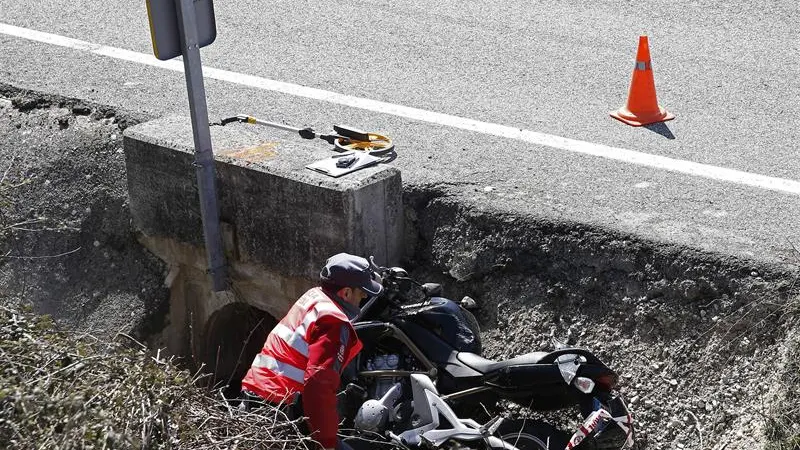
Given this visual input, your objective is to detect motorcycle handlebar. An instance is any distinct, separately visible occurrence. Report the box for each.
[355,262,427,322]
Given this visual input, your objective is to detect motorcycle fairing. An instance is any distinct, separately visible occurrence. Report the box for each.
[396,297,483,354]
[456,351,550,373]
[389,374,518,450]
[366,319,593,410]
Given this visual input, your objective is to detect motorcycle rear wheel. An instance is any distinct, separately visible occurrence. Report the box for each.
[494,419,570,450]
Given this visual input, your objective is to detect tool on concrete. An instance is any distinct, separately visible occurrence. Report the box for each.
[215,114,395,155]
[610,35,675,127]
[215,114,397,177]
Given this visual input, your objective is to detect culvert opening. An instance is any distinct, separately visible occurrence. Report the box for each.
[202,303,277,398]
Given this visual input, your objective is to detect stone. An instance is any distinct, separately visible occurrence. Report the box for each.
[123,115,404,363]
[123,114,403,279]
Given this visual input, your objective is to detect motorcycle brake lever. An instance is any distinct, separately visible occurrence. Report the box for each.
[368,255,384,272]
[479,416,504,435]
[387,431,413,449]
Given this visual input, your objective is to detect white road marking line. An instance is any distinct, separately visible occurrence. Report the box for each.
[2,22,799,196]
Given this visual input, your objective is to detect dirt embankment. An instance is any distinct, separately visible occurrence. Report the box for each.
[1,84,799,449]
[0,83,167,342]
[404,188,800,450]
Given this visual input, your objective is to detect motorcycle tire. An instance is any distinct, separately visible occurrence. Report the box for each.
[494,419,570,450]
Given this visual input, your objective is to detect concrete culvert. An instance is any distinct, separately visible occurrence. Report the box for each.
[201,302,277,397]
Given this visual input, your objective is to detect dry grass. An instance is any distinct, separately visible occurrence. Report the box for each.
[0,300,313,449]
[764,305,800,450]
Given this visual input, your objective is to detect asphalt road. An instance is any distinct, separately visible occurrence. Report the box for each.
[1,1,799,268]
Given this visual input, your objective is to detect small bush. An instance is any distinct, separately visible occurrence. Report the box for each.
[0,300,312,449]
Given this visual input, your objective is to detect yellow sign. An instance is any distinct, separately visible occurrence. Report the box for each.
[146,0,217,60]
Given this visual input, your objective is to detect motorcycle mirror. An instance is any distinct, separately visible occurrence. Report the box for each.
[388,267,408,278]
[422,283,443,297]
[460,296,478,310]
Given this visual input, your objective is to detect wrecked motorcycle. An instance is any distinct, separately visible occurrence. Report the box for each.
[338,263,634,450]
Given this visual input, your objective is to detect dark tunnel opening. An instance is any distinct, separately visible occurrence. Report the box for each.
[202,302,277,399]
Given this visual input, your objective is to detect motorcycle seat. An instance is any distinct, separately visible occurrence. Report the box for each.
[457,351,550,374]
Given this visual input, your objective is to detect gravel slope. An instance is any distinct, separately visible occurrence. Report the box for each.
[1,84,798,449]
[0,83,167,341]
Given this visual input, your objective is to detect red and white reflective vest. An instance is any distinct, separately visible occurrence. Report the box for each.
[241,287,362,404]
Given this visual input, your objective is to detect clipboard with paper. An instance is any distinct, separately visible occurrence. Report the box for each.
[306,152,384,177]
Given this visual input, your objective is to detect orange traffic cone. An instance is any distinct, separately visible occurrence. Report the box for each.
[610,36,674,126]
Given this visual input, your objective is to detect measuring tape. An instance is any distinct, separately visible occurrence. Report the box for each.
[216,115,395,156]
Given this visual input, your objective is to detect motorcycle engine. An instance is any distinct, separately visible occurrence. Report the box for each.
[365,353,401,399]
[350,353,409,435]
[354,377,406,435]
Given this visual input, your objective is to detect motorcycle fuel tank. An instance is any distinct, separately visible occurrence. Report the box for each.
[396,297,482,354]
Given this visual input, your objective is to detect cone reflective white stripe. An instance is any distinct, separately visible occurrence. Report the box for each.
[252,354,305,384]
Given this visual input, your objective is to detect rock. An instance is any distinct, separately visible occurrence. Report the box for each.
[71,105,91,115]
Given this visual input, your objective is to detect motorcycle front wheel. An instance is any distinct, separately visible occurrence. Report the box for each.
[493,419,570,450]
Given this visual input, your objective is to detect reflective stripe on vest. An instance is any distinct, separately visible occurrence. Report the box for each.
[274,300,351,356]
[273,323,310,357]
[252,354,305,384]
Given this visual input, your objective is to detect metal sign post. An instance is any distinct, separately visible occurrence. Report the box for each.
[148,0,227,291]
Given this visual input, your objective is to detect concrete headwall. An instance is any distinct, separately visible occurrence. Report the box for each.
[123,115,402,379]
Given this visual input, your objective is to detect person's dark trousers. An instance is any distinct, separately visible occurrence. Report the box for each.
[239,391,359,450]
[239,390,305,425]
